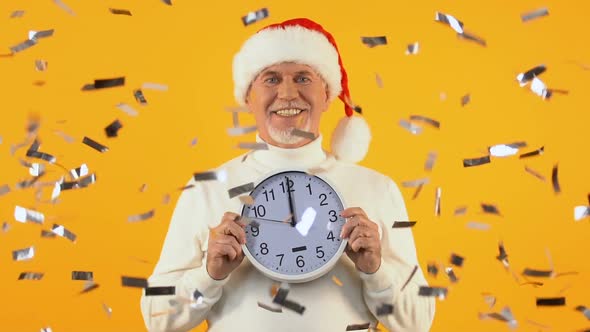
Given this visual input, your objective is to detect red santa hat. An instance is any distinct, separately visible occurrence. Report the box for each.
[232,18,371,163]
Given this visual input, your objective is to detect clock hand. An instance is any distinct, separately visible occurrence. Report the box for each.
[245,217,290,224]
[286,176,297,227]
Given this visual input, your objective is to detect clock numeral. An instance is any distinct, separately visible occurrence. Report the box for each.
[315,246,325,259]
[251,225,259,237]
[319,193,328,206]
[260,242,269,255]
[279,178,294,193]
[253,205,266,218]
[262,189,275,202]
[329,210,337,222]
[276,253,284,266]
[327,231,335,242]
[296,255,305,268]
[306,183,312,195]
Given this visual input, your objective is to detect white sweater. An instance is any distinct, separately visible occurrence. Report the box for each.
[141,135,435,332]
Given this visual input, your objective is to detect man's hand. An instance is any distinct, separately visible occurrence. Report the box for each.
[206,212,246,280]
[339,207,382,274]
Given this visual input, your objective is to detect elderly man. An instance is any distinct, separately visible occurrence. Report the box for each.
[141,18,435,332]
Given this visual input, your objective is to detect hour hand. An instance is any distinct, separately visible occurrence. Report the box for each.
[286,176,296,227]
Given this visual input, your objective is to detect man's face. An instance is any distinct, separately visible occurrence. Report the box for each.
[245,62,330,148]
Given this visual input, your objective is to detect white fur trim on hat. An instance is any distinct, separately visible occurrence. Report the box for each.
[232,25,342,105]
[330,115,371,163]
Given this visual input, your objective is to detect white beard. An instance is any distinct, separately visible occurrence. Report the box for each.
[267,116,311,145]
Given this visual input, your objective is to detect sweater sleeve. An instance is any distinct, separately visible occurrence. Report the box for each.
[359,178,435,332]
[140,178,228,332]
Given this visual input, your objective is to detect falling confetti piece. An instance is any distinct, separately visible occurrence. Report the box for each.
[332,275,343,287]
[116,103,138,116]
[242,8,269,26]
[194,170,227,182]
[52,224,77,242]
[575,306,590,320]
[435,12,464,34]
[141,82,168,91]
[418,286,448,299]
[375,73,384,88]
[482,293,496,309]
[145,286,175,296]
[102,303,113,317]
[13,246,35,261]
[14,206,45,224]
[517,65,546,86]
[257,301,282,313]
[445,267,459,283]
[424,152,437,171]
[83,77,125,91]
[237,142,269,150]
[489,142,527,157]
[82,136,109,153]
[227,125,257,137]
[454,206,468,216]
[18,272,44,280]
[121,276,148,288]
[574,206,590,221]
[361,36,387,48]
[520,146,544,158]
[292,128,316,140]
[80,281,100,294]
[552,164,561,194]
[402,178,429,188]
[72,271,93,281]
[466,221,491,231]
[35,59,48,71]
[463,155,491,167]
[524,166,546,181]
[409,115,440,128]
[228,182,255,199]
[346,323,372,331]
[522,268,554,278]
[41,230,56,238]
[0,185,11,196]
[238,195,255,205]
[530,77,551,99]
[392,221,417,228]
[536,297,566,306]
[481,203,501,216]
[134,89,147,105]
[496,242,509,268]
[434,187,441,216]
[53,0,75,15]
[450,253,464,267]
[399,119,423,135]
[461,93,471,106]
[376,303,394,316]
[105,119,123,137]
[54,130,75,143]
[427,263,439,277]
[412,184,423,200]
[458,31,487,46]
[2,222,10,233]
[10,10,25,18]
[479,306,518,329]
[128,210,155,222]
[406,42,419,55]
[109,8,132,15]
[401,265,419,291]
[521,7,549,22]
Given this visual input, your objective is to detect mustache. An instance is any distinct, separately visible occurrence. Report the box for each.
[268,101,310,112]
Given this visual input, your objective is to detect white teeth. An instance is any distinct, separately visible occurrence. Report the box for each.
[274,109,303,117]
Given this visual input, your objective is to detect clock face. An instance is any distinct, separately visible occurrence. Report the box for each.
[241,170,347,283]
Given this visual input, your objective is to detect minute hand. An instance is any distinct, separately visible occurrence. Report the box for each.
[286,176,297,227]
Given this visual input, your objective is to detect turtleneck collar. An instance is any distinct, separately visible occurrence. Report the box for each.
[248,133,329,169]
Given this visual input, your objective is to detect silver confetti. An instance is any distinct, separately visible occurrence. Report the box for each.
[291,128,316,140]
[40,327,53,332]
[399,119,423,135]
[35,59,48,71]
[102,303,113,317]
[70,164,89,180]
[128,210,155,222]
[134,89,147,105]
[405,42,419,55]
[54,130,75,143]
[479,306,518,329]
[122,276,148,288]
[482,293,496,309]
[237,142,269,150]
[361,36,387,48]
[52,224,76,242]
[458,31,487,46]
[402,178,429,188]
[519,146,544,158]
[552,164,561,194]
[481,203,501,216]
[463,155,491,167]
[412,184,423,200]
[574,206,590,221]
[376,303,394,316]
[454,206,468,216]
[116,103,138,117]
[450,253,464,267]
[194,169,227,182]
[517,65,546,86]
[400,265,419,291]
[227,125,257,136]
[0,184,10,196]
[19,272,44,280]
[30,29,55,39]
[434,187,441,216]
[522,268,554,278]
[435,12,464,34]
[424,151,437,171]
[232,111,240,127]
[521,7,549,22]
[10,10,25,18]
[29,163,45,177]
[418,286,448,299]
[141,82,168,91]
[10,39,38,53]
[53,0,75,16]
[445,267,459,283]
[14,206,45,224]
[257,301,282,313]
[375,73,384,88]
[575,306,590,320]
[461,93,471,106]
[109,8,132,15]
[13,246,35,261]
[466,221,491,231]
[488,142,527,157]
[228,182,255,199]
[409,115,440,128]
[72,271,93,281]
[2,222,10,233]
[242,8,269,26]
[530,77,551,99]
[427,263,439,277]
[82,136,109,153]
[80,281,100,293]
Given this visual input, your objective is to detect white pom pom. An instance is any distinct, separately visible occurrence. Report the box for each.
[330,115,371,163]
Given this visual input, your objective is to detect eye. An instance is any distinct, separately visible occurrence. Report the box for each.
[264,76,279,84]
[295,76,311,83]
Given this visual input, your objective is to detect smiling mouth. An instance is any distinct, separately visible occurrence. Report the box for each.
[271,108,306,117]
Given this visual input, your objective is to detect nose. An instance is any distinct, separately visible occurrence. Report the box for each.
[277,79,298,100]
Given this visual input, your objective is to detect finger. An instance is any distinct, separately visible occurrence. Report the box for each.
[349,237,375,252]
[214,243,239,261]
[340,215,366,239]
[348,226,375,244]
[223,212,247,227]
[213,234,243,255]
[221,221,247,245]
[340,207,368,219]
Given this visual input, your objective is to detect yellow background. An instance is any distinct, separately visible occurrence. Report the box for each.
[0,0,589,331]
